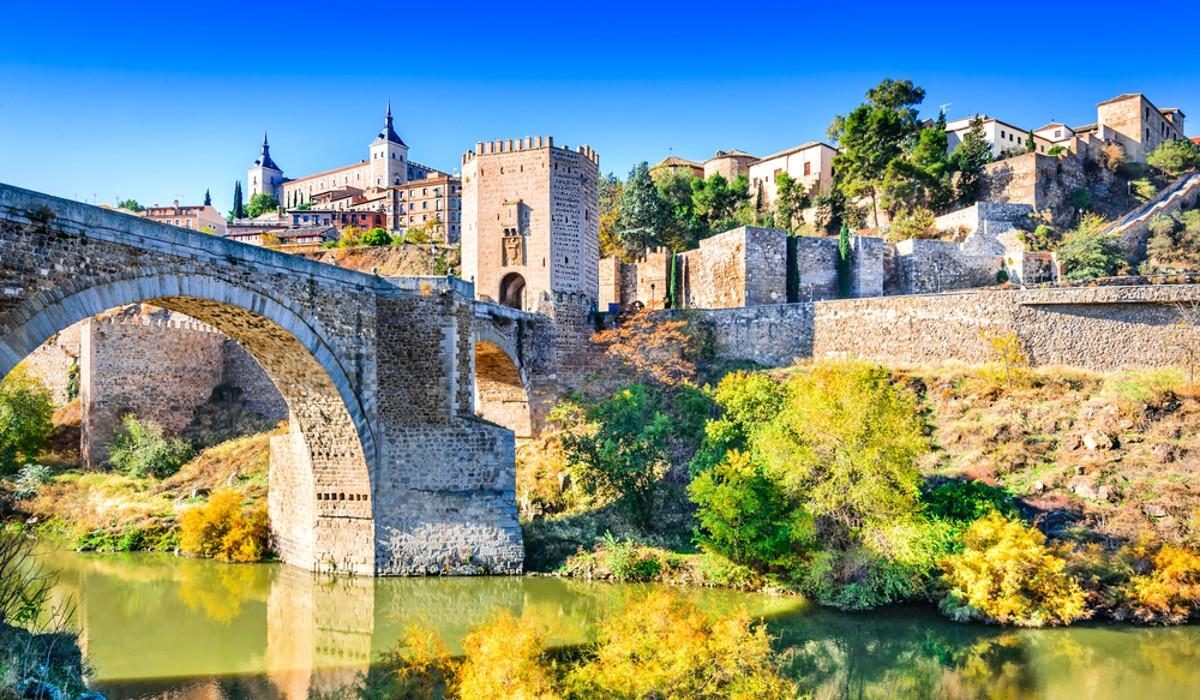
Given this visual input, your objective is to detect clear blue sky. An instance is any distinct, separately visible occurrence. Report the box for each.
[2,1,1197,213]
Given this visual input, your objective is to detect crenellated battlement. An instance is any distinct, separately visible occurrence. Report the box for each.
[461,136,600,166]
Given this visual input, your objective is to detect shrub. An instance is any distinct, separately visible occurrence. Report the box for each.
[178,488,269,562]
[560,384,672,528]
[1132,178,1158,202]
[457,611,557,699]
[1056,213,1123,281]
[689,371,786,474]
[12,464,52,500]
[922,480,1017,526]
[106,415,194,478]
[1122,543,1200,624]
[689,450,812,571]
[356,625,457,700]
[1070,187,1092,211]
[360,226,392,246]
[1147,139,1200,177]
[1020,224,1057,252]
[565,592,797,699]
[0,367,54,475]
[939,512,1088,627]
[600,533,664,582]
[888,207,938,242]
[1100,142,1127,173]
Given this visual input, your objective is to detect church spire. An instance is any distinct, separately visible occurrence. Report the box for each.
[255,130,280,171]
[375,99,406,147]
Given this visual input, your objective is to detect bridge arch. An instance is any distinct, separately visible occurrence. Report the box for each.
[472,321,533,439]
[0,270,377,574]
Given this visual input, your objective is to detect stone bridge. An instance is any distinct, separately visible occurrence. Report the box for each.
[0,183,572,576]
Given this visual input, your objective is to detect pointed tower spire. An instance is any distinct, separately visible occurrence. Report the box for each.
[255,130,279,171]
[375,99,406,146]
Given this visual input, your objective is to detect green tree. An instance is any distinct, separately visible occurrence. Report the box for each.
[654,170,703,251]
[598,173,624,258]
[616,163,669,254]
[0,367,54,475]
[561,385,672,529]
[1147,139,1200,177]
[837,223,852,298]
[691,173,749,234]
[360,227,392,246]
[244,193,279,219]
[116,199,144,212]
[754,361,927,535]
[203,189,212,206]
[231,181,245,220]
[1026,131,1037,154]
[950,116,994,206]
[690,450,813,571]
[773,172,811,232]
[828,79,927,228]
[1056,213,1123,280]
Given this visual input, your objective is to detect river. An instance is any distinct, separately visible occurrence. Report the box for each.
[33,548,1200,699]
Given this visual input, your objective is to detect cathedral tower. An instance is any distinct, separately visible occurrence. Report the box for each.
[247,132,284,203]
[369,101,409,189]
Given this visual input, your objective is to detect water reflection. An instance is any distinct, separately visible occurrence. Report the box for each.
[38,549,1200,699]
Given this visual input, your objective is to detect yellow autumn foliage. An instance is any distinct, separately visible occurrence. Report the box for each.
[940,512,1088,627]
[1124,544,1200,624]
[178,488,269,562]
[564,591,797,699]
[456,611,559,699]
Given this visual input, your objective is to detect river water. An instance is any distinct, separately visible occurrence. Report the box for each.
[34,548,1200,699]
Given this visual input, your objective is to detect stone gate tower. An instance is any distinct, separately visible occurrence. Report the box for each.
[460,137,600,311]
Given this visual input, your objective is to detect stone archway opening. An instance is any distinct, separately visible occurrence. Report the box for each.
[499,272,526,310]
[0,277,377,575]
[474,340,532,439]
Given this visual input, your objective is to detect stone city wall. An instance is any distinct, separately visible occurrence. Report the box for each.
[680,226,788,308]
[686,284,1200,372]
[889,239,1003,295]
[18,323,81,404]
[80,316,227,465]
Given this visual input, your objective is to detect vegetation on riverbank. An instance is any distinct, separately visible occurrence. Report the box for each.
[520,312,1200,626]
[339,590,796,700]
[0,368,278,563]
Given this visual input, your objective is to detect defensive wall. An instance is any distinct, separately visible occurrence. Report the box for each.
[685,284,1200,371]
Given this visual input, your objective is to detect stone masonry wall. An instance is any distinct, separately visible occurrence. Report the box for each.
[792,237,839,300]
[18,322,81,404]
[680,226,788,308]
[687,285,1200,373]
[222,339,288,421]
[889,239,1003,295]
[80,316,226,465]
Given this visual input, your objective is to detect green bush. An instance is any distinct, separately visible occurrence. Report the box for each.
[601,534,664,582]
[1056,214,1123,280]
[0,367,54,475]
[360,226,392,246]
[689,450,812,571]
[922,479,1017,525]
[560,384,673,528]
[106,415,194,478]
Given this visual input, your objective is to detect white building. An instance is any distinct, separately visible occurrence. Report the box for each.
[945,115,1032,158]
[746,142,837,210]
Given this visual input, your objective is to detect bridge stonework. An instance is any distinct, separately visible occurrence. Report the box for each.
[0,184,523,576]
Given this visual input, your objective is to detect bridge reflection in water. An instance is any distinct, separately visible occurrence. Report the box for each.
[41,548,797,699]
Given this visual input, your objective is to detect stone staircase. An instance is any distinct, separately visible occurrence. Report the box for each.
[1105,172,1200,258]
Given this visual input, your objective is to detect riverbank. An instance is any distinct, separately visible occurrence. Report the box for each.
[519,348,1200,626]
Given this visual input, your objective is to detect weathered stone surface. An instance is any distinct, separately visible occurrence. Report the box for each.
[0,183,529,577]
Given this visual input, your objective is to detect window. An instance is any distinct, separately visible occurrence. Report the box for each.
[803,162,811,176]
[1001,129,1006,139]
[1054,129,1061,138]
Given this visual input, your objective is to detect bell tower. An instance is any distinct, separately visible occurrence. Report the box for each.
[247,131,284,201]
[369,101,409,189]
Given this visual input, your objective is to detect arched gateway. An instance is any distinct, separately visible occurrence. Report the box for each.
[0,184,523,576]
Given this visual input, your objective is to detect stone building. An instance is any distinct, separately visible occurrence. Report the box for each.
[142,200,227,236]
[703,149,757,181]
[244,104,461,240]
[460,136,600,310]
[1094,93,1187,163]
[746,142,837,210]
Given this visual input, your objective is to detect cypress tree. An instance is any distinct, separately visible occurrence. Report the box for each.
[837,223,853,298]
[667,253,679,309]
[232,182,245,219]
[203,188,212,206]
